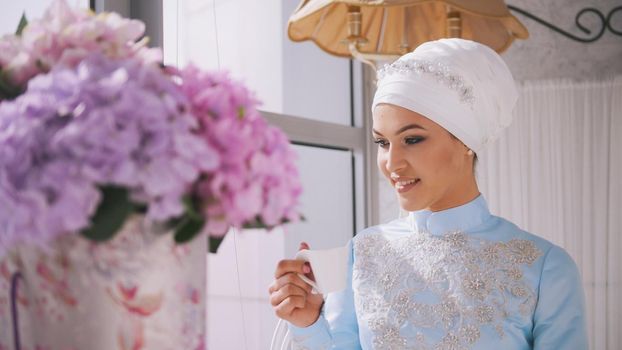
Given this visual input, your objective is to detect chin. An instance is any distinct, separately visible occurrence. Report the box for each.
[398,197,428,212]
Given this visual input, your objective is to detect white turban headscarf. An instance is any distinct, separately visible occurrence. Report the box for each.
[372,38,518,154]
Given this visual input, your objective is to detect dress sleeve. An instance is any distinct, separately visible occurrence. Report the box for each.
[288,240,361,349]
[532,245,588,350]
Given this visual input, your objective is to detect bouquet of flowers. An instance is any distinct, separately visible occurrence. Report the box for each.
[0,0,302,254]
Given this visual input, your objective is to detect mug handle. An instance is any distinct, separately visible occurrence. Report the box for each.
[295,250,321,294]
[296,273,321,294]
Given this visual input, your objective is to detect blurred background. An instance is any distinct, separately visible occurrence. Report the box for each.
[2,0,620,349]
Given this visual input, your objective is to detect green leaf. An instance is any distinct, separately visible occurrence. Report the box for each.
[0,85,11,100]
[241,213,306,230]
[15,13,28,36]
[134,203,148,214]
[81,186,134,242]
[0,71,22,100]
[182,195,202,220]
[242,216,265,229]
[174,216,205,244]
[208,235,225,254]
[165,216,184,230]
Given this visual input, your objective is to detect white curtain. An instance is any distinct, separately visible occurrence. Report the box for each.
[478,76,622,350]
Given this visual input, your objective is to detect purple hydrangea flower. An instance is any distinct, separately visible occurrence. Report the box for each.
[0,54,219,252]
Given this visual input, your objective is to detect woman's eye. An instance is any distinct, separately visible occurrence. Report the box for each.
[373,139,389,148]
[405,137,424,145]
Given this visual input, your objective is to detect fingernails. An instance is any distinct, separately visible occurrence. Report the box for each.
[303,263,311,274]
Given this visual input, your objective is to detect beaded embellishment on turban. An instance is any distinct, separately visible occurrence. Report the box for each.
[377,59,475,108]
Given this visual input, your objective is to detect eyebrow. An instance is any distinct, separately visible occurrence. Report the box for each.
[372,124,426,136]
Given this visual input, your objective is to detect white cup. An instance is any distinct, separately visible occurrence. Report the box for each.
[295,245,349,294]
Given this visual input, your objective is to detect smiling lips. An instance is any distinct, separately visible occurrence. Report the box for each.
[391,176,421,193]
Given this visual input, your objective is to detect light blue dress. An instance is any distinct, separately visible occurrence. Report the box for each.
[289,195,588,349]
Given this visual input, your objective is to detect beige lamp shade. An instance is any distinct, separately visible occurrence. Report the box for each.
[288,0,529,59]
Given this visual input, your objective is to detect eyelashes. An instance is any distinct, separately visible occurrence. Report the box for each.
[373,139,389,148]
[373,137,425,148]
[405,137,425,145]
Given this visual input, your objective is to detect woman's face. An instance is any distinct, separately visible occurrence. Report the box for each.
[373,104,475,212]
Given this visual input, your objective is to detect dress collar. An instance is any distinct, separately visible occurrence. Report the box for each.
[408,194,491,236]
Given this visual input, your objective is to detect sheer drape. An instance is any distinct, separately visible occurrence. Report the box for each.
[478,76,622,350]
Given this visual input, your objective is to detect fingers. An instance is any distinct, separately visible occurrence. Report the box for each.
[269,242,322,323]
[273,241,311,280]
[269,283,307,307]
[274,259,310,279]
[268,272,313,294]
[269,242,316,321]
[268,277,312,321]
[273,295,306,319]
[297,242,319,283]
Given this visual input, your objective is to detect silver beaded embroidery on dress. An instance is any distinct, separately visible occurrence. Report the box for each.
[353,230,542,350]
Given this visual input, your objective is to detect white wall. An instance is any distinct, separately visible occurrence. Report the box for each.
[501,0,622,81]
[0,0,89,36]
[163,0,353,125]
[281,0,351,125]
[164,0,286,114]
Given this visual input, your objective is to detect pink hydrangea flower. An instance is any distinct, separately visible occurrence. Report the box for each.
[179,66,302,237]
[0,0,160,95]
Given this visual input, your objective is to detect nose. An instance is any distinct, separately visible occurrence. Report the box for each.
[384,144,407,174]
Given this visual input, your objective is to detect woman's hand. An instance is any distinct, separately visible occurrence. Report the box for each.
[268,242,324,328]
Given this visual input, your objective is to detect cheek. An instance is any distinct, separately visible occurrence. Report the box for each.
[440,156,465,190]
[377,152,389,178]
[417,146,457,181]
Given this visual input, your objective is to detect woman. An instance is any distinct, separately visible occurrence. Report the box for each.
[268,38,588,349]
